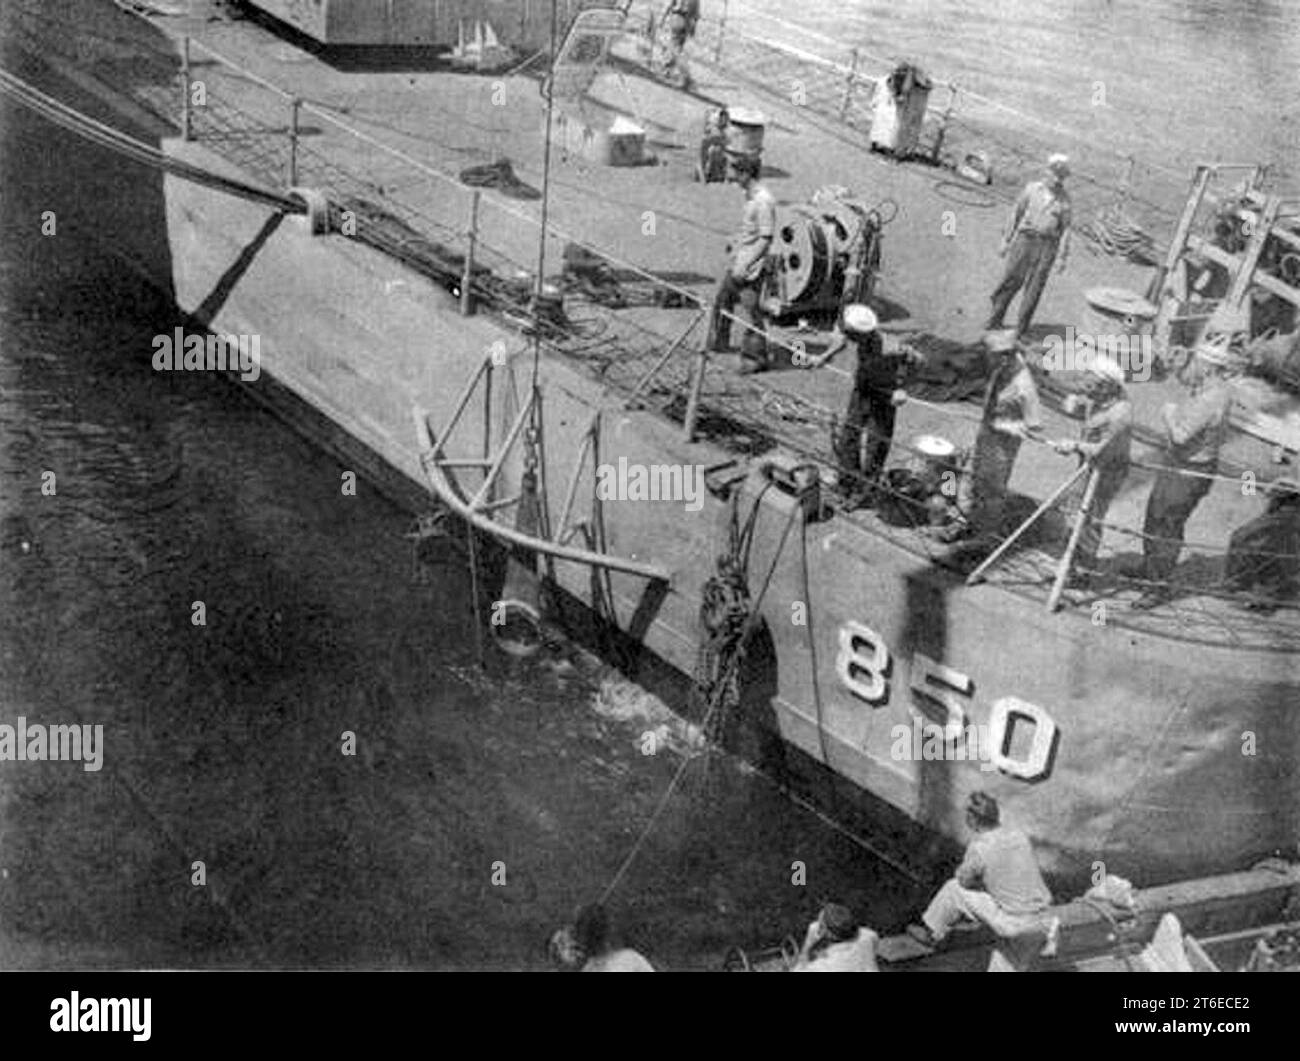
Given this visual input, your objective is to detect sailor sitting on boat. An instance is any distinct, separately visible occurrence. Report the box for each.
[907,791,1052,950]
[792,902,879,972]
[550,903,656,972]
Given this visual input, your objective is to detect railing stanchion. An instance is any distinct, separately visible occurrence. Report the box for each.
[287,97,301,186]
[181,37,192,141]
[683,342,709,443]
[625,310,703,408]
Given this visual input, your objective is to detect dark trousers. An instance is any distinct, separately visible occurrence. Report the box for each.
[834,385,896,488]
[987,232,1058,334]
[1226,505,1300,596]
[959,430,1022,536]
[708,270,768,363]
[1142,467,1213,583]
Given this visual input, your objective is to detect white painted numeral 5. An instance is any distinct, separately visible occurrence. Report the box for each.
[836,621,891,705]
[909,652,972,742]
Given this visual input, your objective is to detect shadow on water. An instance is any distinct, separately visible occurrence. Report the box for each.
[0,0,926,970]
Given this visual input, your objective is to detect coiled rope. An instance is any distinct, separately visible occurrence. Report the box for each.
[1085,202,1157,264]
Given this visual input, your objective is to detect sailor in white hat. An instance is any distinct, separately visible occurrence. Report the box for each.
[986,153,1073,338]
[1133,336,1243,609]
[829,304,924,508]
[1051,356,1134,588]
[806,301,875,369]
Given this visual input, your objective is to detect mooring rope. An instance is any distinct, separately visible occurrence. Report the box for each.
[0,67,305,215]
[599,489,804,905]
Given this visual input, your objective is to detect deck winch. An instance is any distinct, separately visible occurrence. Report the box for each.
[763,192,885,318]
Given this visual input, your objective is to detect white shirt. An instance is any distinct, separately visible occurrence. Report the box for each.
[582,948,655,972]
[793,929,879,972]
[731,183,776,282]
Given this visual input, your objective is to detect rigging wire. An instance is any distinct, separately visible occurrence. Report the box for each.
[531,0,562,403]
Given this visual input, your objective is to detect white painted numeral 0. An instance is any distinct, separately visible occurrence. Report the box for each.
[986,696,1057,780]
[836,620,891,705]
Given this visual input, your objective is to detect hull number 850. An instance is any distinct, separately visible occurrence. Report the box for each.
[835,620,1057,781]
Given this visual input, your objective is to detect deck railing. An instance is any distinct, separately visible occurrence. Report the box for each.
[16,0,1293,635]
[167,34,1300,631]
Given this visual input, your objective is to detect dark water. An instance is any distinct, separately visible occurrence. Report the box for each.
[0,26,921,969]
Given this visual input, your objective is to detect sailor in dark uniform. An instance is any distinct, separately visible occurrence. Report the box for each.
[1225,478,1300,610]
[811,304,923,507]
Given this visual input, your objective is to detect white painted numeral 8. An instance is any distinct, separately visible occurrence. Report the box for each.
[836,620,891,705]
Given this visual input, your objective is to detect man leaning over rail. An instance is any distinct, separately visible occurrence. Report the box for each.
[1052,357,1133,590]
[1132,338,1241,610]
[987,154,1073,338]
[906,791,1052,951]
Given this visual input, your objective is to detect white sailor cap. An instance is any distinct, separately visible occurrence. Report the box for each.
[1195,336,1246,369]
[1047,153,1071,176]
[842,303,879,337]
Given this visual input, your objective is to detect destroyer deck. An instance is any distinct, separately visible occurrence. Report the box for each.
[41,0,1298,650]
[78,0,1300,647]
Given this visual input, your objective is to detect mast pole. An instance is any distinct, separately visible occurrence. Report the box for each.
[531,0,561,394]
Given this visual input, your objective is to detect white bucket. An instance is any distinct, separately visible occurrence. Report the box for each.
[728,107,766,155]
